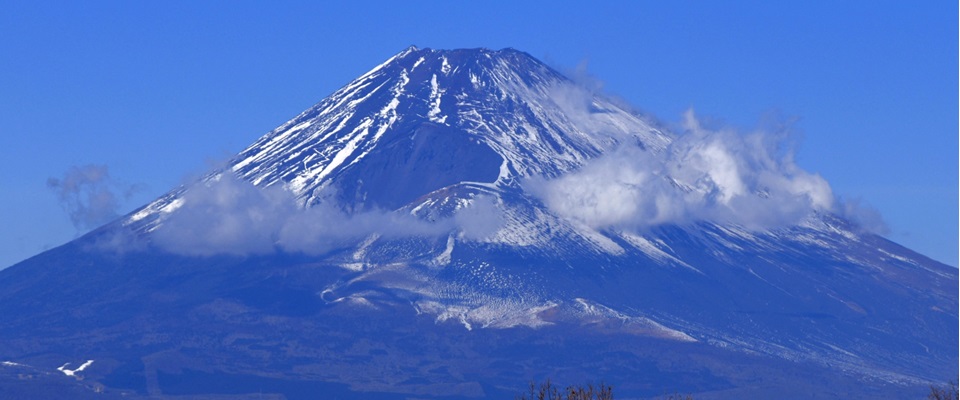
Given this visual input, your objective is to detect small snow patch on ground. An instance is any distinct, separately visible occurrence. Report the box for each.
[432,235,455,266]
[58,360,94,378]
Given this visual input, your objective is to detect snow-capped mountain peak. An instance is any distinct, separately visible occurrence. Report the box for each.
[229,47,670,204]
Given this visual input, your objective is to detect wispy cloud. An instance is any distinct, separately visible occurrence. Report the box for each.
[837,197,889,235]
[47,164,139,232]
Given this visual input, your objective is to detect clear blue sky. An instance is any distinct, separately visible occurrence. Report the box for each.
[1,1,956,268]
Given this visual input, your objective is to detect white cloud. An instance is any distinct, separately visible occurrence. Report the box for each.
[151,175,292,256]
[527,110,837,231]
[151,174,499,256]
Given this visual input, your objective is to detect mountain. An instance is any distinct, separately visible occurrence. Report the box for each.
[0,47,955,400]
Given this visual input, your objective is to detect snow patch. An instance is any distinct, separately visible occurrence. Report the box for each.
[427,74,448,124]
[432,234,455,266]
[418,300,556,331]
[575,225,625,255]
[441,56,451,74]
[878,248,917,265]
[412,56,425,70]
[339,262,365,272]
[574,298,697,342]
[58,360,94,378]
[620,232,701,273]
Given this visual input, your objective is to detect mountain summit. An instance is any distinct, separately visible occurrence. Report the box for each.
[0,47,956,399]
[233,46,668,194]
